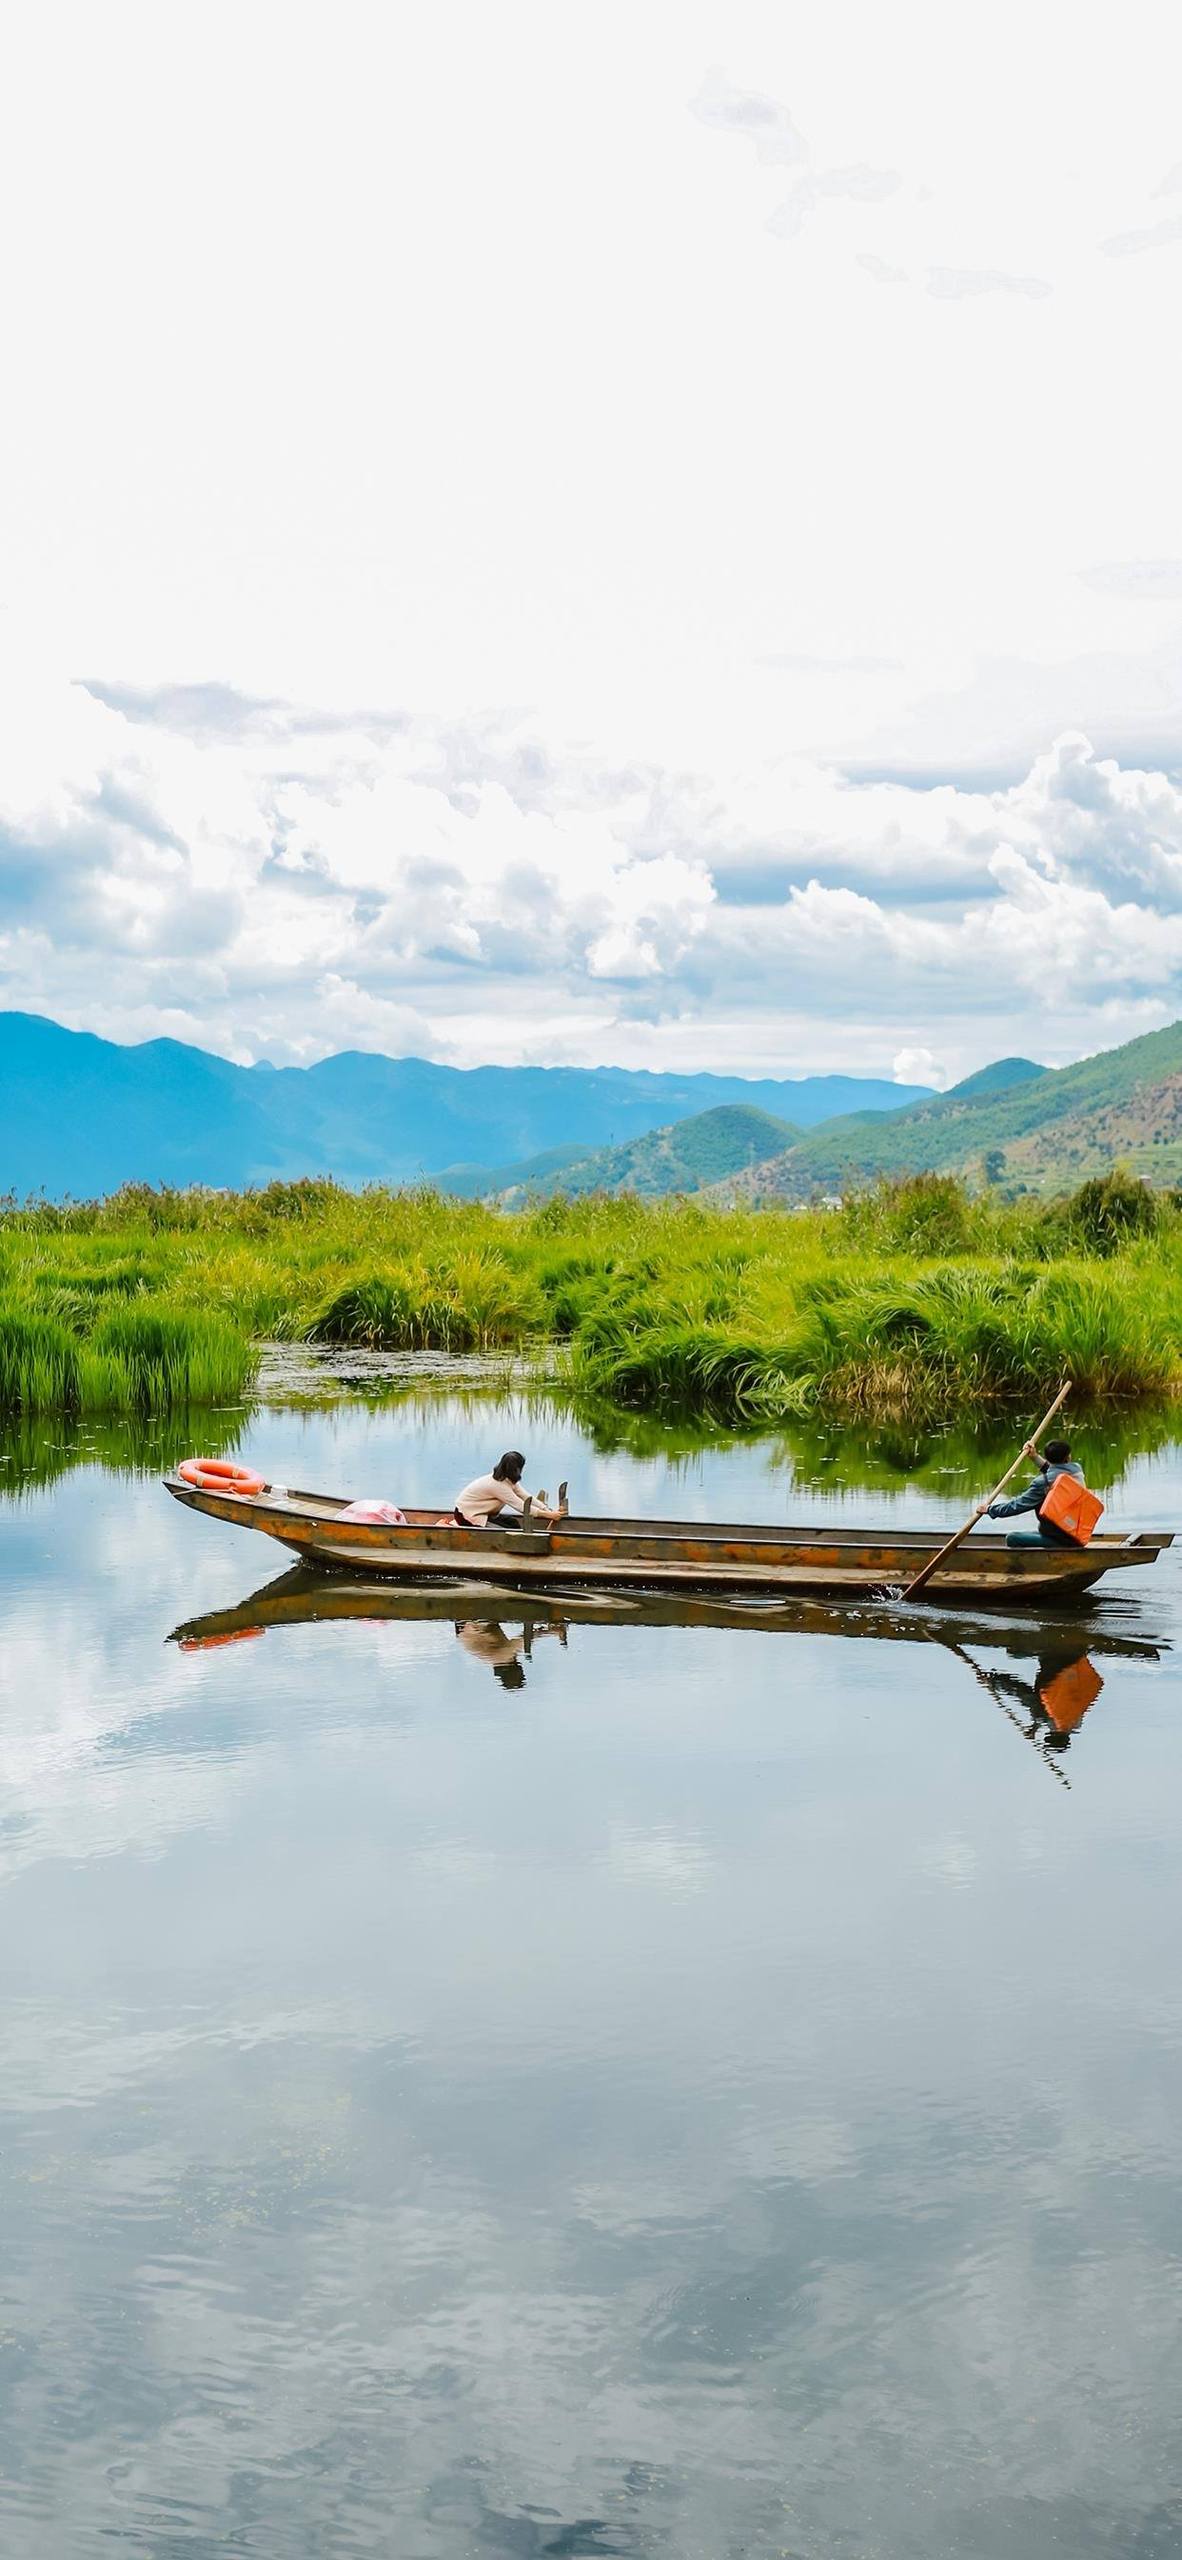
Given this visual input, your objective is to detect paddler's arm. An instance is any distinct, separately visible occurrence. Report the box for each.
[971,1469,1045,1526]
[984,1475,1046,1521]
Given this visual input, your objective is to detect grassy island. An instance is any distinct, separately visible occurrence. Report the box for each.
[1,1170,1179,1423]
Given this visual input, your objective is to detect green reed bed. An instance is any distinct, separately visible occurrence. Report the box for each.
[2,1171,1179,1419]
[0,1302,252,1417]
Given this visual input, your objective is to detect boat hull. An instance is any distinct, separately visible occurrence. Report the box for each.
[163,1477,1172,1604]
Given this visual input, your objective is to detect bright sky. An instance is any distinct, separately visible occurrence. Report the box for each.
[3,0,1182,1084]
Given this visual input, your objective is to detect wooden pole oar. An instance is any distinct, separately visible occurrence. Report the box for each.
[902,1380,1071,1602]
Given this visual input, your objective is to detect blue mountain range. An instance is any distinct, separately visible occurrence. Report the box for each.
[0,1011,932,1199]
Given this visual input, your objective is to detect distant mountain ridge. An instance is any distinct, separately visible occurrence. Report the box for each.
[458,1105,799,1204]
[713,1023,1182,1200]
[942,1057,1048,1101]
[0,1012,932,1199]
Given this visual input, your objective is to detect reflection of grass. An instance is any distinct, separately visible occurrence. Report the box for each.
[0,1405,247,1495]
[5,1375,1176,1511]
[755,1399,1182,1500]
[3,1177,1182,1419]
[560,1382,1180,1495]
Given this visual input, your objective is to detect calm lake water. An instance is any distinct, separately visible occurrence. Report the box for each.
[2,1386,1181,2559]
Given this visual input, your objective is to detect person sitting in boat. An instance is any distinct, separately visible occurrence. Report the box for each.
[453,1450,559,1529]
[976,1435,1086,1547]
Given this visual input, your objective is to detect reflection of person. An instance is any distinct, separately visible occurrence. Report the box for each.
[974,1435,1087,1548]
[454,1620,527,1686]
[992,1652,1103,1753]
[453,1450,560,1528]
[453,1617,568,1688]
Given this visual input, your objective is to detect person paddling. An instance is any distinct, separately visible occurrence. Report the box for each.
[453,1450,560,1529]
[975,1434,1086,1548]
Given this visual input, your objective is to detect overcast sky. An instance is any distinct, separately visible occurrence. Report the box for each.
[3,0,1182,1086]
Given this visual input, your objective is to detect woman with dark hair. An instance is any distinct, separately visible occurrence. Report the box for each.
[453,1450,559,1528]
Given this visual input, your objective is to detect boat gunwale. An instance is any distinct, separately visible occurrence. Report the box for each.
[162,1477,1172,1558]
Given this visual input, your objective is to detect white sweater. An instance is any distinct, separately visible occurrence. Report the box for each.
[454,1472,528,1525]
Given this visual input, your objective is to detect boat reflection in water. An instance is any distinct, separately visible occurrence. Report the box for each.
[170,1568,1163,1779]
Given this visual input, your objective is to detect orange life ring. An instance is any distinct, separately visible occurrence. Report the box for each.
[178,1458,267,1498]
[179,1626,265,1652]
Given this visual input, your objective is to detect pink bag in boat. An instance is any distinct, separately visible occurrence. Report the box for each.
[337,1500,408,1524]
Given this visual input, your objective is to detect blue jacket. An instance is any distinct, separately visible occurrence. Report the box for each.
[989,1458,1084,1541]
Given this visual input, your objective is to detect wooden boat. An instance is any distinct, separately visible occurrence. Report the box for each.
[163,1470,1174,1603]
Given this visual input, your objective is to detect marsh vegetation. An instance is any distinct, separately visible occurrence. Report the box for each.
[1,1169,1177,1421]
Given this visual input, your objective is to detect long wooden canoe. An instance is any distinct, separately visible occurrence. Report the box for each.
[163,1472,1173,1602]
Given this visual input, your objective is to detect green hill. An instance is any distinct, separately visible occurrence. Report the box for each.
[721,1020,1182,1200]
[482,1104,799,1203]
[944,1056,1046,1101]
[439,1143,594,1200]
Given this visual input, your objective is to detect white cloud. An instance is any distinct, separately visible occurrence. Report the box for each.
[924,266,1052,300]
[689,66,807,167]
[692,62,900,250]
[1077,561,1182,602]
[7,671,1182,1083]
[857,251,909,286]
[1101,213,1182,258]
[894,1046,947,1089]
[2,6,1182,1085]
[767,162,900,240]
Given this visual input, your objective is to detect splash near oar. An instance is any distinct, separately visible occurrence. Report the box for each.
[901,1382,1072,1603]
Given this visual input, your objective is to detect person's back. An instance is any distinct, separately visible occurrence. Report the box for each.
[455,1619,526,1667]
[986,1435,1085,1547]
[454,1469,527,1527]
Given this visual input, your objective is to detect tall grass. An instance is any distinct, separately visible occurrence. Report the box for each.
[2,1172,1179,1419]
[0,1312,112,1415]
[0,1302,250,1416]
[312,1251,541,1353]
[91,1306,252,1408]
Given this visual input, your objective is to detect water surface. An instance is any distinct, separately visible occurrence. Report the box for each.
[2,1391,1181,2558]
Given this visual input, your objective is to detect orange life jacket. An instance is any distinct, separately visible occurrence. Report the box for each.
[1039,1472,1105,1546]
[1038,1657,1103,1731]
